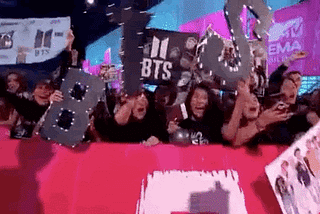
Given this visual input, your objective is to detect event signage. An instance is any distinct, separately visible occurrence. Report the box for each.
[268,17,304,66]
[266,122,320,214]
[0,17,70,65]
[40,68,105,146]
[179,0,320,77]
[266,1,318,76]
[140,28,199,83]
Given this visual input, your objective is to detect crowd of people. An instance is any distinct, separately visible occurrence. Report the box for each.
[0,37,319,147]
[89,50,320,147]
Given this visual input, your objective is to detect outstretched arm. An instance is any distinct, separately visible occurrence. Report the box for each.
[222,78,251,142]
[231,103,291,146]
[221,98,244,142]
[114,97,135,126]
[269,51,307,85]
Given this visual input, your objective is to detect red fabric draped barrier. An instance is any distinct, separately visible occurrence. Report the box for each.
[0,125,287,214]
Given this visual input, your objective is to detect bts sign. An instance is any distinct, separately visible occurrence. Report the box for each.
[140,28,199,83]
[0,17,70,65]
[141,36,172,80]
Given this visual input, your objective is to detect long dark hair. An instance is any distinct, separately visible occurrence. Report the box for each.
[185,81,221,122]
[223,92,261,127]
[6,71,28,93]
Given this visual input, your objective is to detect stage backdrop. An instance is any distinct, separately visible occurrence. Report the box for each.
[179,9,248,39]
[267,0,320,76]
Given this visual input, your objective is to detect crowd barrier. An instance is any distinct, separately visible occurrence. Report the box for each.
[0,125,288,214]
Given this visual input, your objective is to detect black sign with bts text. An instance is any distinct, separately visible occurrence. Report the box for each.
[140,28,199,84]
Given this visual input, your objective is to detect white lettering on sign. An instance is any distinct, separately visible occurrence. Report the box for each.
[141,58,173,80]
[153,59,163,79]
[269,17,303,42]
[141,35,173,80]
[141,58,152,77]
[162,61,172,80]
[268,40,302,56]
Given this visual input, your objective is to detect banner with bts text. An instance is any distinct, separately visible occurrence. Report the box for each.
[0,17,70,65]
[140,28,199,84]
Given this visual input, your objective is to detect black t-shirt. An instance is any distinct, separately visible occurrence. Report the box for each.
[179,118,213,145]
[0,78,48,123]
[0,87,49,139]
[96,108,169,143]
[7,93,48,122]
[178,104,225,145]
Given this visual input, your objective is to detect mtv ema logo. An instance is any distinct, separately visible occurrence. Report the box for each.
[269,17,303,42]
[0,31,14,50]
[141,36,172,80]
[268,17,304,56]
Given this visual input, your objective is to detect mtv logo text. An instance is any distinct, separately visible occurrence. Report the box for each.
[268,17,303,61]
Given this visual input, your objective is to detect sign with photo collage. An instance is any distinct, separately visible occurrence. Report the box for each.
[140,28,199,86]
[265,121,320,214]
[0,17,70,65]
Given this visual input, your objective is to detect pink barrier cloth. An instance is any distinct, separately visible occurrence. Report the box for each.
[0,125,287,214]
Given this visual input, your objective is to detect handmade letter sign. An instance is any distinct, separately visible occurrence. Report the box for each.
[198,0,272,90]
[224,0,273,78]
[40,68,105,147]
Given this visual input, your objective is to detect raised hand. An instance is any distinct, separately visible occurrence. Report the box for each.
[291,50,308,60]
[167,119,181,134]
[236,77,252,103]
[284,50,308,66]
[142,136,161,146]
[49,90,64,103]
[257,102,291,128]
[114,95,135,125]
[65,29,75,51]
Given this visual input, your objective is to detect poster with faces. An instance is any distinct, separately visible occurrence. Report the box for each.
[136,170,248,214]
[0,17,70,65]
[265,121,320,214]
